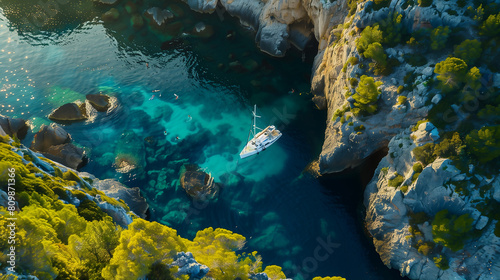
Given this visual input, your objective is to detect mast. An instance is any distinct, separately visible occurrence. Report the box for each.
[253,104,257,136]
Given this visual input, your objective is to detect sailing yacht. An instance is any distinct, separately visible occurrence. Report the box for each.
[240,105,282,159]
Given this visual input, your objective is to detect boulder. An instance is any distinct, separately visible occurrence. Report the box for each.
[0,115,29,139]
[31,124,71,152]
[192,22,214,39]
[44,143,86,170]
[48,103,87,122]
[92,178,149,218]
[170,252,209,279]
[86,94,111,112]
[180,165,220,201]
[102,8,120,22]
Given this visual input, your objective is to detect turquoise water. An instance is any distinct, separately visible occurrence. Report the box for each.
[0,1,404,279]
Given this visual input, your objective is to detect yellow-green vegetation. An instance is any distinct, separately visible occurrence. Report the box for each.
[0,137,293,280]
[432,209,474,252]
[400,185,408,193]
[465,126,500,163]
[453,39,482,65]
[412,132,464,166]
[388,173,404,187]
[397,96,407,105]
[434,57,468,92]
[433,254,449,270]
[351,75,383,116]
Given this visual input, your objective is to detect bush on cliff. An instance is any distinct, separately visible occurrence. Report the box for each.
[454,39,482,65]
[465,125,500,163]
[356,25,383,55]
[434,57,468,93]
[432,209,473,252]
[352,75,383,115]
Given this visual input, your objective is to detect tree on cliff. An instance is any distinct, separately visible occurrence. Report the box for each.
[465,125,500,163]
[356,25,383,55]
[432,209,473,252]
[454,39,482,66]
[434,57,468,92]
[352,75,383,115]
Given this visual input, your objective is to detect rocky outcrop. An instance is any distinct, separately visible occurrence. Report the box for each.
[114,130,146,180]
[48,102,87,122]
[364,128,500,279]
[0,114,29,139]
[170,252,210,279]
[92,178,149,218]
[86,93,111,112]
[31,124,86,170]
[181,0,347,57]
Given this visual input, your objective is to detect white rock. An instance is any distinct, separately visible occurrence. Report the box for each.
[476,216,489,230]
[422,67,433,77]
[431,94,442,104]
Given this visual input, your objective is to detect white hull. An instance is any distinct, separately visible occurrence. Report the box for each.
[240,125,282,159]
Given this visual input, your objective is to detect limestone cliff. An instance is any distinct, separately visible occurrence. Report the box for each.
[182,0,348,57]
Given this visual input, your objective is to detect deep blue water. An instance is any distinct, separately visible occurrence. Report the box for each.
[0,1,404,279]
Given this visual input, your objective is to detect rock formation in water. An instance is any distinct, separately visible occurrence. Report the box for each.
[184,0,500,279]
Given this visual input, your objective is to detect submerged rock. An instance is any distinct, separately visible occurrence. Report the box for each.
[114,130,146,180]
[180,164,220,201]
[191,22,214,39]
[102,8,120,22]
[86,93,111,112]
[145,7,174,29]
[0,114,29,139]
[131,14,144,29]
[48,103,87,122]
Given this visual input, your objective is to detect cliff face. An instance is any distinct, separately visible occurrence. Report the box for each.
[182,0,347,57]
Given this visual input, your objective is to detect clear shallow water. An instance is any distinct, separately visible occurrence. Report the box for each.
[0,1,404,279]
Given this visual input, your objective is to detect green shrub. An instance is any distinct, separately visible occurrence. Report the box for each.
[354,125,365,131]
[78,199,107,222]
[404,53,428,67]
[373,0,391,10]
[364,42,388,73]
[381,167,389,175]
[480,13,500,37]
[379,12,404,46]
[388,173,405,187]
[397,96,407,105]
[412,172,421,183]
[350,78,359,88]
[495,221,500,237]
[418,0,432,7]
[430,26,450,50]
[433,254,449,270]
[340,115,346,124]
[454,39,482,66]
[418,242,434,256]
[465,125,500,163]
[432,209,473,252]
[397,85,404,94]
[356,25,383,55]
[434,57,468,92]
[457,0,466,8]
[413,163,423,173]
[413,143,436,166]
[352,75,383,115]
[400,185,408,193]
[348,121,354,126]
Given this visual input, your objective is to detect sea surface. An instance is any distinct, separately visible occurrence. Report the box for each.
[0,1,404,279]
